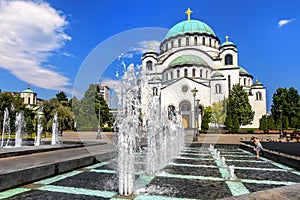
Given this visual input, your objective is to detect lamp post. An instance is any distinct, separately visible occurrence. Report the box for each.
[279,109,283,139]
[196,99,200,134]
[96,92,102,139]
[191,87,198,142]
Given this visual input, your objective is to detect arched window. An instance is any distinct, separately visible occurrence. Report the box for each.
[248,79,251,86]
[166,43,168,51]
[180,102,191,111]
[177,69,180,78]
[215,84,221,94]
[153,87,158,96]
[186,37,189,46]
[146,60,153,71]
[244,78,246,85]
[192,69,196,77]
[202,37,205,45]
[178,39,181,47]
[171,41,174,48]
[206,70,208,78]
[165,73,168,81]
[256,92,262,100]
[209,38,212,47]
[184,69,188,77]
[194,37,198,45]
[225,54,233,65]
[170,71,173,79]
[200,69,203,78]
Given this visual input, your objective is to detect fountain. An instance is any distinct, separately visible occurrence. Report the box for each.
[228,165,235,180]
[51,112,59,145]
[221,156,227,167]
[34,116,43,146]
[15,111,25,147]
[1,108,9,148]
[114,62,185,196]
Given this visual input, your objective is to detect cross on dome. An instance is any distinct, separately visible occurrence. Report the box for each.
[185,8,193,20]
[226,35,229,42]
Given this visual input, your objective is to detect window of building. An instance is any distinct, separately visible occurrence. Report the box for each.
[153,87,158,96]
[177,69,180,78]
[248,79,251,86]
[170,71,173,79]
[194,37,198,45]
[186,37,189,46]
[215,84,221,94]
[225,54,233,65]
[209,38,212,47]
[171,41,174,48]
[192,68,196,77]
[178,39,181,47]
[146,60,153,71]
[256,92,262,100]
[180,102,191,111]
[166,43,168,51]
[202,37,205,45]
[244,78,246,85]
[28,97,30,105]
[165,73,168,81]
[206,70,208,78]
[184,69,188,77]
[228,75,231,94]
[200,69,203,78]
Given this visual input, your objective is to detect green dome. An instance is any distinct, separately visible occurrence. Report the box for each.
[165,20,215,40]
[211,71,224,78]
[22,89,34,93]
[221,41,235,47]
[239,67,250,75]
[169,55,208,67]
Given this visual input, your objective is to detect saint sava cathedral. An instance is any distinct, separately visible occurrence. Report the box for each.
[141,8,266,129]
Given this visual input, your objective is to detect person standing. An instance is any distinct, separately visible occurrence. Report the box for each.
[253,137,263,159]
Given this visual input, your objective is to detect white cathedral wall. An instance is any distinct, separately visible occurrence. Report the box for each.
[242,88,267,128]
[220,48,238,67]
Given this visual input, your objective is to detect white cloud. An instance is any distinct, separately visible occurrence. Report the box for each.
[130,40,160,54]
[278,19,295,27]
[0,0,72,91]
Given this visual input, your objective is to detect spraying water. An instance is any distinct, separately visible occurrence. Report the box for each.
[51,112,59,145]
[1,108,9,147]
[114,61,185,196]
[15,111,25,147]
[35,116,43,146]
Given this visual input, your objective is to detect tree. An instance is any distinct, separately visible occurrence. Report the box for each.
[225,84,254,131]
[56,91,68,102]
[211,101,226,128]
[271,87,300,129]
[201,106,212,131]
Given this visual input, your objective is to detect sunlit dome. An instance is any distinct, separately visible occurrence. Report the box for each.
[165,20,216,40]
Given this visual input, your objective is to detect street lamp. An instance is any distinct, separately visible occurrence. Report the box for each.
[279,109,283,139]
[196,99,201,134]
[191,87,198,142]
[96,92,102,139]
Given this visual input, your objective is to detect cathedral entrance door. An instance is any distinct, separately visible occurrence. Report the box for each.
[182,114,190,128]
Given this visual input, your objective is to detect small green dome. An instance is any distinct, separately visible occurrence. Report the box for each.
[169,55,208,67]
[165,20,215,40]
[221,36,236,47]
[22,89,34,93]
[211,71,224,78]
[253,78,263,86]
[239,67,250,75]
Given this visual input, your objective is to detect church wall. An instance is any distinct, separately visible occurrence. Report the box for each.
[243,88,267,128]
[220,49,238,67]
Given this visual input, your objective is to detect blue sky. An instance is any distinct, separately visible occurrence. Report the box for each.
[0,0,299,111]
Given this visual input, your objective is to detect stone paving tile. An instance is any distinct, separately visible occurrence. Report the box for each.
[226,161,281,169]
[146,177,232,199]
[235,169,300,182]
[174,158,216,166]
[52,172,118,191]
[242,182,287,193]
[163,165,221,177]
[7,190,109,200]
